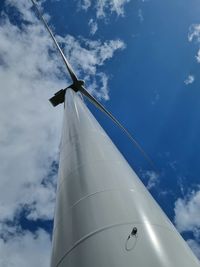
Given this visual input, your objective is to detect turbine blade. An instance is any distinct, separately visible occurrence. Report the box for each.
[30,0,78,83]
[80,86,157,171]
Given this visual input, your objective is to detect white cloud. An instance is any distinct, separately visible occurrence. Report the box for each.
[184,75,195,85]
[88,18,98,35]
[59,35,125,99]
[78,0,130,18]
[174,189,200,233]
[0,0,126,265]
[96,0,130,18]
[0,4,64,223]
[141,170,159,190]
[85,72,109,100]
[174,189,200,258]
[25,180,57,221]
[187,239,200,259]
[146,171,159,190]
[80,0,91,10]
[61,36,125,73]
[0,225,51,267]
[138,9,144,23]
[6,0,36,22]
[188,24,200,43]
[188,24,200,63]
[195,50,200,63]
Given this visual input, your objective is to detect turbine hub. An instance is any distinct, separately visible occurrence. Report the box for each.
[49,80,85,107]
[70,80,85,92]
[76,79,85,88]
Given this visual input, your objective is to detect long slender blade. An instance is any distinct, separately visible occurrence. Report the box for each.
[80,86,157,171]
[30,0,78,83]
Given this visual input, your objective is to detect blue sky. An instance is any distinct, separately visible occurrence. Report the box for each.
[0,0,200,265]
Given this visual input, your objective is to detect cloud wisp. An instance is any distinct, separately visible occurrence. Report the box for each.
[140,170,159,190]
[88,18,98,35]
[78,0,130,18]
[188,24,200,63]
[184,75,195,85]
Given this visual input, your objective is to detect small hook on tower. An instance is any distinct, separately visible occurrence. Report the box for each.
[125,227,138,251]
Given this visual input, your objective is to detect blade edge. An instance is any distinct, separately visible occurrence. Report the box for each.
[30,0,78,83]
[80,86,157,172]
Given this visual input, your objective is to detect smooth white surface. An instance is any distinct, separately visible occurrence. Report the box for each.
[51,89,200,267]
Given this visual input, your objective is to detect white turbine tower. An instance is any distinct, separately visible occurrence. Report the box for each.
[31,1,200,267]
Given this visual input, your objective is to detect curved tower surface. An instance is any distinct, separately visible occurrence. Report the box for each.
[51,89,200,267]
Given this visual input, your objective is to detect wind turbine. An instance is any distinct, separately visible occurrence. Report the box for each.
[30,0,155,171]
[31,1,200,267]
